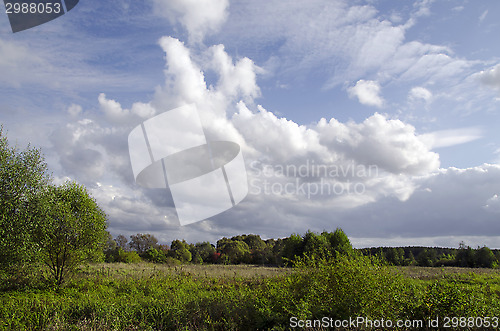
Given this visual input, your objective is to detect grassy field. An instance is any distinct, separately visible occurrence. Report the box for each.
[76,263,293,280]
[2,259,500,330]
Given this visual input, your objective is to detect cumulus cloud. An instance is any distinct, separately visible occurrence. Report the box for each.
[317,113,439,175]
[153,0,229,43]
[98,93,156,125]
[348,80,385,107]
[49,34,445,234]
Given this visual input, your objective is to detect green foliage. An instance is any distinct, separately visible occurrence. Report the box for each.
[169,239,192,262]
[219,240,251,264]
[118,249,142,263]
[0,127,51,270]
[417,248,437,267]
[31,182,108,285]
[326,227,354,256]
[302,230,329,258]
[475,246,496,268]
[190,242,215,263]
[1,261,500,330]
[282,233,304,264]
[144,248,167,263]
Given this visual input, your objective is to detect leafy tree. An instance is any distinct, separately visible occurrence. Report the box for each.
[475,246,496,268]
[0,127,51,270]
[219,240,250,264]
[170,239,192,262]
[242,234,266,251]
[456,244,475,268]
[216,237,232,250]
[116,248,142,263]
[326,228,353,256]
[104,232,118,262]
[115,234,128,251]
[282,233,303,264]
[129,233,158,255]
[32,182,108,285]
[385,247,405,266]
[417,248,437,267]
[406,251,417,266]
[302,231,330,258]
[144,247,167,263]
[191,242,215,263]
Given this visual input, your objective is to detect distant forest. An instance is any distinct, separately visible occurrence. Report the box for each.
[106,230,500,269]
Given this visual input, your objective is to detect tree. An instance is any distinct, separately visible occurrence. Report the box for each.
[385,247,405,266]
[456,243,475,268]
[129,233,158,255]
[191,242,215,263]
[115,234,128,251]
[242,234,266,251]
[32,182,108,285]
[170,239,192,262]
[219,240,250,264]
[282,233,304,264]
[0,127,51,270]
[475,246,496,268]
[302,231,330,258]
[417,248,437,267]
[326,228,353,257]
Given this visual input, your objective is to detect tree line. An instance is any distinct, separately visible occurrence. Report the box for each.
[105,231,500,269]
[104,228,353,266]
[361,243,500,268]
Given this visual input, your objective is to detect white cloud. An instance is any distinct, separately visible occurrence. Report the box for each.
[409,86,432,103]
[317,113,440,175]
[479,64,500,93]
[217,0,479,100]
[98,93,156,125]
[153,0,229,43]
[348,80,385,107]
[419,128,483,149]
[47,35,444,233]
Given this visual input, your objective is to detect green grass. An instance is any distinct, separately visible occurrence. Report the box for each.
[1,259,500,330]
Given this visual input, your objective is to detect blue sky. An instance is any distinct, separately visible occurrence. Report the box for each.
[1,0,500,248]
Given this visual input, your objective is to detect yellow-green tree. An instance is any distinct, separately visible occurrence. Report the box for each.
[0,127,51,271]
[32,182,108,285]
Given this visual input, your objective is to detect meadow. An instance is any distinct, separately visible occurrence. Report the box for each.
[2,256,500,331]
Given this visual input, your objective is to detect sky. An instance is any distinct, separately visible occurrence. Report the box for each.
[1,0,500,248]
